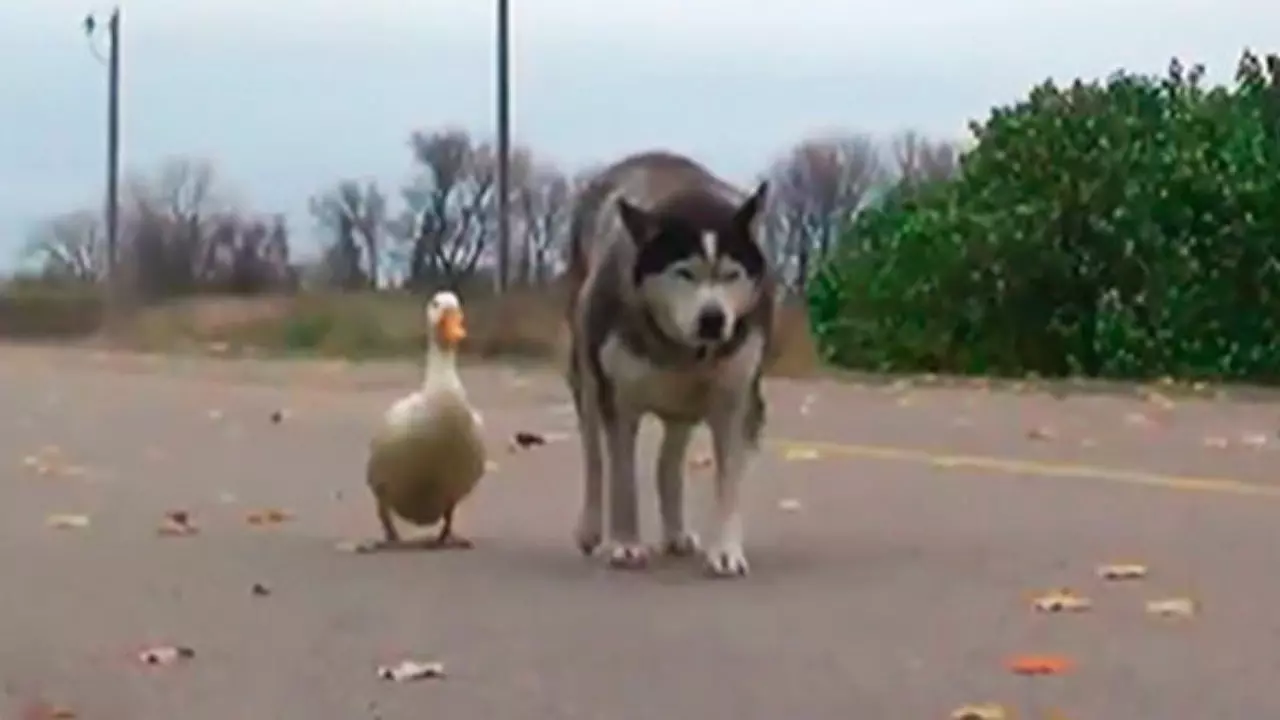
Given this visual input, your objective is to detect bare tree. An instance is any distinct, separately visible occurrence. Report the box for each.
[309,180,387,288]
[389,128,500,288]
[22,210,105,283]
[766,133,887,289]
[888,130,962,185]
[118,157,241,298]
[513,160,574,285]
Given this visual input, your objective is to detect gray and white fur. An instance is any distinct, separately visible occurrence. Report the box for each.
[565,150,776,578]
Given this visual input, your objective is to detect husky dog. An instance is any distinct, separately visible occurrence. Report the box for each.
[565,150,775,578]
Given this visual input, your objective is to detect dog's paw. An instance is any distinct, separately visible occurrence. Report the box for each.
[703,543,750,578]
[607,543,651,570]
[660,531,701,557]
[574,512,603,556]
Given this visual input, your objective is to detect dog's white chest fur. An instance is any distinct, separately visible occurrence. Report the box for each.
[598,332,762,421]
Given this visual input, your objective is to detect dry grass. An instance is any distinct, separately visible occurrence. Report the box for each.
[9,287,820,377]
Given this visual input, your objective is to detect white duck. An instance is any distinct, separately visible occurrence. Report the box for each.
[361,291,487,551]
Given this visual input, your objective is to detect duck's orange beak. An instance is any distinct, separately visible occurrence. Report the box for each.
[435,307,468,347]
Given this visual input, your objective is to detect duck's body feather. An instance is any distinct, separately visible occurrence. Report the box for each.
[367,390,486,527]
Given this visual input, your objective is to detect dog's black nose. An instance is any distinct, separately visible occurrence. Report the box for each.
[695,307,726,341]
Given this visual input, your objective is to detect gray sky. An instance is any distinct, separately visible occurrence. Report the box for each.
[1,0,1273,265]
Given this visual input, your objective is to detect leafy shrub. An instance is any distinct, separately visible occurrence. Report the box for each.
[810,50,1280,383]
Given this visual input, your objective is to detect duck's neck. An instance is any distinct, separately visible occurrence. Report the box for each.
[422,342,464,396]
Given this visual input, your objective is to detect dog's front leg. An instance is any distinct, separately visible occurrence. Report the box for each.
[656,420,699,556]
[705,399,753,578]
[604,409,647,569]
[573,396,606,556]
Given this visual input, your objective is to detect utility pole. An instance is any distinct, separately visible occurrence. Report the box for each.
[494,0,511,293]
[84,7,122,311]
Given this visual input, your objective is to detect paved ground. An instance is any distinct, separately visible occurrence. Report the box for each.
[3,346,1279,719]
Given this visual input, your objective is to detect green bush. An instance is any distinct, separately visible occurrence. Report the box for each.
[810,50,1280,383]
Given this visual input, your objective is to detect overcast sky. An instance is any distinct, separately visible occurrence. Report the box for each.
[1,0,1274,264]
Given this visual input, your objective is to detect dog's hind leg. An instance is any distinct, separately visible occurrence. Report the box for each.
[705,401,754,578]
[571,360,606,556]
[656,420,699,557]
[604,410,648,569]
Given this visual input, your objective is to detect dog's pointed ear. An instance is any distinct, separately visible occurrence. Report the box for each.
[733,181,768,229]
[616,197,659,245]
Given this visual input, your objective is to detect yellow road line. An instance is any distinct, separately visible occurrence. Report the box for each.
[770,438,1280,499]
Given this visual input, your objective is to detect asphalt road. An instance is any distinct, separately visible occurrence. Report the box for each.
[2,346,1279,719]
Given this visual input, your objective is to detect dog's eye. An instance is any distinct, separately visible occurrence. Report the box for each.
[719,268,743,282]
[675,268,696,281]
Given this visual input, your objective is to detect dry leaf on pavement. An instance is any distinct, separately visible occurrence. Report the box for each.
[377,659,445,682]
[18,701,78,719]
[45,514,90,530]
[1239,432,1268,449]
[1146,597,1197,619]
[777,498,803,512]
[1027,426,1057,441]
[138,645,195,666]
[1202,436,1230,449]
[1097,563,1148,580]
[1124,411,1155,427]
[1032,589,1093,613]
[157,510,198,537]
[511,431,546,450]
[1007,654,1073,676]
[950,703,1008,720]
[245,508,292,526]
[783,447,821,461]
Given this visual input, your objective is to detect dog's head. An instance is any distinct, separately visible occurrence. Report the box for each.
[616,183,768,349]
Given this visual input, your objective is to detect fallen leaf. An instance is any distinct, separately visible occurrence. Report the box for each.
[377,659,445,682]
[269,409,288,424]
[207,409,224,421]
[799,393,816,416]
[157,510,198,537]
[1027,426,1057,441]
[777,498,803,512]
[1124,411,1155,427]
[45,514,90,530]
[1146,597,1197,619]
[950,703,1008,720]
[1097,563,1148,581]
[138,645,195,666]
[512,431,546,449]
[1007,654,1073,676]
[334,540,367,553]
[783,447,821,461]
[245,508,292,526]
[1032,589,1093,613]
[1079,437,1098,448]
[250,582,271,597]
[484,460,500,472]
[895,395,916,407]
[19,701,78,720]
[1202,436,1230,449]
[1239,432,1268,448]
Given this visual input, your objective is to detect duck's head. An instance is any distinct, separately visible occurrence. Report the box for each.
[426,291,467,350]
